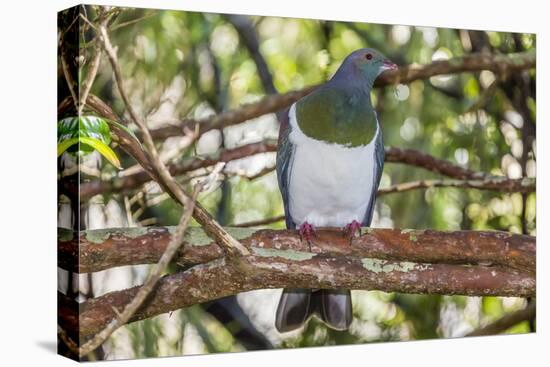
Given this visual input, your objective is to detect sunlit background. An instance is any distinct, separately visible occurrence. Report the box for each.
[58,6,536,360]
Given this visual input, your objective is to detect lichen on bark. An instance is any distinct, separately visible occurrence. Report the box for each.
[361,258,431,273]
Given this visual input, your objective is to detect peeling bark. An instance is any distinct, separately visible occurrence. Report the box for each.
[58,226,536,274]
[59,252,534,339]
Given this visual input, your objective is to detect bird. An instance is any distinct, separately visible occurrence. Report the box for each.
[275,48,397,332]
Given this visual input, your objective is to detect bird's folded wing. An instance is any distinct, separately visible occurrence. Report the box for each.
[362,118,385,226]
[276,108,297,230]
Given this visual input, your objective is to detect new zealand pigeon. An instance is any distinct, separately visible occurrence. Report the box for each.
[275,48,397,332]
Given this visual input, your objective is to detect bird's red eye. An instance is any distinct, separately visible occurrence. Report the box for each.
[365,53,373,60]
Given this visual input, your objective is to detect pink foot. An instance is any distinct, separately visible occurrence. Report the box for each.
[299,222,316,242]
[343,220,362,240]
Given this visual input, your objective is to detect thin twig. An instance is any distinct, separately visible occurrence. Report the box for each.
[377,177,535,195]
[232,215,285,227]
[60,47,78,112]
[111,11,158,31]
[123,196,134,227]
[224,165,276,181]
[98,25,183,202]
[385,146,489,180]
[78,187,199,357]
[79,12,98,31]
[78,42,102,115]
[59,12,79,39]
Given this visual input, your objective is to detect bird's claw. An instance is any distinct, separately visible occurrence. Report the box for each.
[343,220,362,241]
[299,222,316,242]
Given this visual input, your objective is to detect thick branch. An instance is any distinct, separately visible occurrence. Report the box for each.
[58,226,535,274]
[59,253,534,339]
[147,51,535,141]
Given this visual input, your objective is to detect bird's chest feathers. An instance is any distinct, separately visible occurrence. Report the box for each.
[287,104,379,227]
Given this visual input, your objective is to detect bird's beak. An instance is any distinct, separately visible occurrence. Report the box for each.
[382,59,398,71]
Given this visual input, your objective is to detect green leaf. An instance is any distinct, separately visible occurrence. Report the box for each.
[57,116,123,168]
[57,116,112,144]
[80,116,111,144]
[80,137,122,169]
[57,137,79,157]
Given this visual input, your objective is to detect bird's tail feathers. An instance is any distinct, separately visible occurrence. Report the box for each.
[275,288,352,332]
[317,289,352,331]
[275,288,313,333]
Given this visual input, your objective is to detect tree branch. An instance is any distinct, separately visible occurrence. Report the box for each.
[77,138,534,199]
[58,226,535,274]
[466,301,536,337]
[59,37,79,112]
[231,215,286,227]
[225,14,278,95]
[97,22,250,257]
[78,187,198,357]
[79,140,277,200]
[147,87,315,141]
[78,42,102,115]
[225,14,287,123]
[146,50,535,141]
[380,51,534,85]
[77,11,110,115]
[378,177,535,195]
[59,252,534,339]
[110,10,157,31]
[384,146,489,180]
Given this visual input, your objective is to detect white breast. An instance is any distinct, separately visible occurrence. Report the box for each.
[287,103,378,228]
